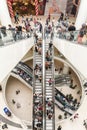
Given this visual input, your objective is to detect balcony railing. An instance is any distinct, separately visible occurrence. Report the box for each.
[54,29,87,45]
[0,29,33,46]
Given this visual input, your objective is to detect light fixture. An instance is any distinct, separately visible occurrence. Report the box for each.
[24,2,28,5]
[13,2,17,5]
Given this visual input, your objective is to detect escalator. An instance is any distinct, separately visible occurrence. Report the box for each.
[44,37,55,130]
[12,61,76,115]
[32,37,43,130]
[0,29,34,82]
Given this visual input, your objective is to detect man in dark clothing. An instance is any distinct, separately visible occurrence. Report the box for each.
[39,23,42,32]
[49,42,53,49]
[57,125,62,130]
[58,12,64,22]
[68,22,76,31]
[68,22,76,41]
[1,26,7,37]
[71,0,79,17]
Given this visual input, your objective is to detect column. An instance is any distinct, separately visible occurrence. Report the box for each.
[35,0,39,16]
[75,0,87,30]
[0,0,12,27]
[63,63,69,74]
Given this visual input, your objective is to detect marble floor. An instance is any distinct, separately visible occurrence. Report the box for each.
[6,76,33,122]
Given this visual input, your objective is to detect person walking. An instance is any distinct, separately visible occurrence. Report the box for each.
[57,125,62,130]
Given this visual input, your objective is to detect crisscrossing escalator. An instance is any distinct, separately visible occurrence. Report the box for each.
[33,34,43,130]
[44,37,55,130]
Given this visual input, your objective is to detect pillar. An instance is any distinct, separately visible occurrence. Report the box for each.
[0,0,12,27]
[75,0,87,30]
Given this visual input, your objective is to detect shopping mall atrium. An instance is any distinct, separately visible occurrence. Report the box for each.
[0,0,87,130]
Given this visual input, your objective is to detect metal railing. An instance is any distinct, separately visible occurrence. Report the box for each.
[12,67,32,86]
[32,33,43,130]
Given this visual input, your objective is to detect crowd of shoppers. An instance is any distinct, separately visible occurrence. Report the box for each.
[0,13,87,45]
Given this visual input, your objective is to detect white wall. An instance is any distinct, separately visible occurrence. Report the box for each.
[0,37,34,83]
[1,36,87,82]
[75,0,87,29]
[0,0,12,27]
[53,38,87,78]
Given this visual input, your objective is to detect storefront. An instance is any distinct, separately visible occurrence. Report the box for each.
[7,0,46,16]
[12,0,35,15]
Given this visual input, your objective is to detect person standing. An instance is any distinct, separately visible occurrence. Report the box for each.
[71,0,80,17]
[48,78,53,86]
[14,12,19,24]
[57,125,62,130]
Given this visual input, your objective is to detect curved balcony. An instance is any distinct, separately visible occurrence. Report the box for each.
[53,30,87,78]
[0,29,33,47]
[11,62,81,118]
[0,29,34,82]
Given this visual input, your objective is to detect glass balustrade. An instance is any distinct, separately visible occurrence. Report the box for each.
[54,29,87,45]
[0,29,33,46]
[1,28,87,47]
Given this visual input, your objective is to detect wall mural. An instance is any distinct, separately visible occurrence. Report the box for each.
[44,0,67,15]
